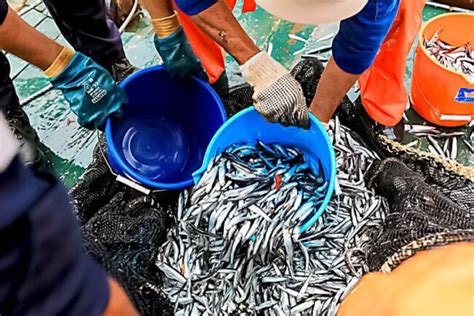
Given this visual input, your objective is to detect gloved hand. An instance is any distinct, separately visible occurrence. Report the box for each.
[46,48,127,130]
[152,13,207,80]
[241,52,309,129]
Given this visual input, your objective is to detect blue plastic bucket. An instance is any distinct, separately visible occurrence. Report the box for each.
[105,65,227,190]
[193,107,336,233]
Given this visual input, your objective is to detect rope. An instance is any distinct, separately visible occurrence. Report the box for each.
[380,135,474,180]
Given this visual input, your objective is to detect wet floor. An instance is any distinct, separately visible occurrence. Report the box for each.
[6,1,473,187]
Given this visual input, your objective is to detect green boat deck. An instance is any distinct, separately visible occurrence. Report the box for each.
[5,1,473,187]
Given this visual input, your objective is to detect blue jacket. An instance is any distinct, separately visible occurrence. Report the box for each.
[0,158,109,316]
[174,0,400,75]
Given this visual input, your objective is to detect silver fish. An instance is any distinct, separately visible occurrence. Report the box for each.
[424,32,474,83]
[156,120,388,315]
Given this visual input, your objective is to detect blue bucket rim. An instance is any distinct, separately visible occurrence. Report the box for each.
[192,107,337,233]
[105,65,228,190]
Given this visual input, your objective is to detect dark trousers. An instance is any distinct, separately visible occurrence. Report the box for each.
[43,0,126,71]
[0,52,21,113]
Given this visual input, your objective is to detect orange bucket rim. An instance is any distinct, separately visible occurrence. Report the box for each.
[418,12,474,85]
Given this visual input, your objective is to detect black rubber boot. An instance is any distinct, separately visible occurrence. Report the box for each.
[338,97,405,158]
[5,106,46,168]
[110,58,138,83]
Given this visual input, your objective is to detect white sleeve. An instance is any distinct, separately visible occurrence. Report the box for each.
[0,113,19,172]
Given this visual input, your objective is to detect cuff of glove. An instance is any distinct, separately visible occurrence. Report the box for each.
[44,47,75,78]
[152,12,180,39]
[240,52,289,94]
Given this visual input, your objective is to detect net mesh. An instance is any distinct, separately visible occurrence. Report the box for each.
[71,57,474,314]
[71,138,177,315]
[364,157,473,271]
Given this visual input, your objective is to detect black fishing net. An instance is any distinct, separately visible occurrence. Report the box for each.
[71,137,177,315]
[364,157,474,272]
[292,58,474,273]
[70,58,333,315]
[71,57,473,314]
[225,58,474,276]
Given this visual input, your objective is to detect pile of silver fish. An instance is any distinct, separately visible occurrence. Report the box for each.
[424,30,474,83]
[156,118,388,315]
[404,124,474,160]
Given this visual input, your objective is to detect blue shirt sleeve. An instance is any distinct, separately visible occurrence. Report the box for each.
[175,0,217,16]
[0,0,7,25]
[332,0,400,75]
[0,158,109,316]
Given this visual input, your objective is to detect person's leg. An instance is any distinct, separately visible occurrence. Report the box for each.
[171,0,247,84]
[174,6,226,84]
[0,52,45,167]
[0,53,18,115]
[338,0,425,156]
[42,0,135,81]
[358,0,426,127]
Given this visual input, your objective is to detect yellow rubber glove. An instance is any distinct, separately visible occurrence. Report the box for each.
[43,46,75,78]
[338,242,474,316]
[151,13,180,38]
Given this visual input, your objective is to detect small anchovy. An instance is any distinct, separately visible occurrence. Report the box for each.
[405,124,439,134]
[156,119,389,315]
[443,138,450,156]
[462,137,474,154]
[304,44,333,55]
[450,137,458,161]
[316,32,336,43]
[156,262,186,284]
[424,30,474,83]
[290,300,315,314]
[404,140,419,148]
[288,33,308,43]
[427,135,445,157]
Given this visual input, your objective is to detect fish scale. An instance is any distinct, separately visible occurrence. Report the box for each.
[156,119,388,315]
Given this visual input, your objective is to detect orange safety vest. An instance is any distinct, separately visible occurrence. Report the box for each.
[359,0,426,126]
[174,0,257,84]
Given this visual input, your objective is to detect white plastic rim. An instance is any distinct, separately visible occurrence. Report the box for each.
[256,0,368,25]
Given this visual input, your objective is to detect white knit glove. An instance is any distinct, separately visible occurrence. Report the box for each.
[0,114,19,173]
[241,52,310,129]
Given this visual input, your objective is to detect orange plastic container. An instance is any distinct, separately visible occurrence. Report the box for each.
[411,13,474,127]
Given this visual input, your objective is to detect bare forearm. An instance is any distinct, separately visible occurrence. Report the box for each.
[103,278,139,316]
[0,7,62,70]
[191,0,260,64]
[310,57,359,123]
[140,0,174,18]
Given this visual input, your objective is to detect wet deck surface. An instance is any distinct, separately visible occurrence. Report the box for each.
[6,1,473,186]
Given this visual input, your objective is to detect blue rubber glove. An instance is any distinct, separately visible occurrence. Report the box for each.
[50,52,127,130]
[154,27,207,81]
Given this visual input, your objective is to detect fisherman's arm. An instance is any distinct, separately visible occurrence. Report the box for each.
[0,3,126,130]
[176,0,260,64]
[164,0,309,128]
[140,0,258,63]
[0,4,62,70]
[311,0,400,123]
